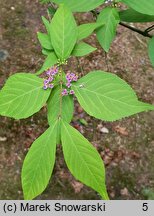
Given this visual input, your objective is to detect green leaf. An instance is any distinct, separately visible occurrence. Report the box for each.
[47,86,74,124]
[119,8,154,23]
[42,48,52,56]
[36,52,58,75]
[78,23,103,41]
[72,71,154,121]
[52,0,105,12]
[72,42,97,57]
[0,73,50,119]
[121,0,154,16]
[148,37,154,67]
[22,121,58,200]
[37,32,53,50]
[61,120,109,199]
[79,118,88,126]
[42,16,50,34]
[96,7,120,52]
[50,4,77,61]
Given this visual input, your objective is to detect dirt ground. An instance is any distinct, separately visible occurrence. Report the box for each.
[0,0,154,200]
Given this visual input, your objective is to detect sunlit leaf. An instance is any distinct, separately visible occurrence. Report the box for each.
[61,120,109,199]
[22,121,58,200]
[72,42,96,57]
[122,0,154,16]
[37,32,53,50]
[36,52,58,75]
[0,73,50,119]
[96,7,120,52]
[72,71,154,121]
[78,23,103,41]
[52,0,105,12]
[50,4,77,60]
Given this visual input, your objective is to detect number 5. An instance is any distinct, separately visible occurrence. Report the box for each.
[142,203,148,211]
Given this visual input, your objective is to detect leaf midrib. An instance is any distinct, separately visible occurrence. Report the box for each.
[73,85,142,108]
[23,122,57,199]
[62,122,103,193]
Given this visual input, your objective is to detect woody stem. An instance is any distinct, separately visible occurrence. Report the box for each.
[59,66,63,119]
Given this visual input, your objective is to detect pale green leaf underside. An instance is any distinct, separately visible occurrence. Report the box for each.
[50,4,77,60]
[121,0,154,16]
[0,73,50,119]
[47,86,74,124]
[72,71,154,121]
[61,120,109,199]
[52,0,105,12]
[36,52,58,75]
[78,23,103,41]
[148,37,154,67]
[37,32,53,50]
[72,42,97,57]
[22,121,58,200]
[119,8,154,23]
[96,7,120,52]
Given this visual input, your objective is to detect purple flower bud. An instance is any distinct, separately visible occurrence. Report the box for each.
[66,82,71,88]
[66,72,78,83]
[48,76,54,82]
[51,66,58,75]
[43,85,48,90]
[46,66,58,76]
[48,84,54,89]
[44,79,49,85]
[70,90,75,95]
[66,73,71,78]
[54,68,58,74]
[66,78,72,83]
[72,75,78,81]
[62,89,68,96]
[46,70,51,76]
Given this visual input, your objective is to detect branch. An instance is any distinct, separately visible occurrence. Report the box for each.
[145,24,154,33]
[58,66,63,119]
[119,22,153,38]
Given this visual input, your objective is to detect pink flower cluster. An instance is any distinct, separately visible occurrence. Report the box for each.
[62,89,75,96]
[43,66,58,90]
[62,72,78,96]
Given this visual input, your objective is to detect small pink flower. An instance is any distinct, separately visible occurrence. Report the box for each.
[73,75,78,81]
[43,65,59,90]
[66,82,71,88]
[48,76,54,82]
[43,85,48,90]
[70,90,75,95]
[46,69,52,76]
[48,84,54,89]
[62,89,68,96]
[44,79,49,85]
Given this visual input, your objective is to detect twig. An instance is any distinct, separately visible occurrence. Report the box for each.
[58,66,63,119]
[145,24,154,33]
[119,22,153,38]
